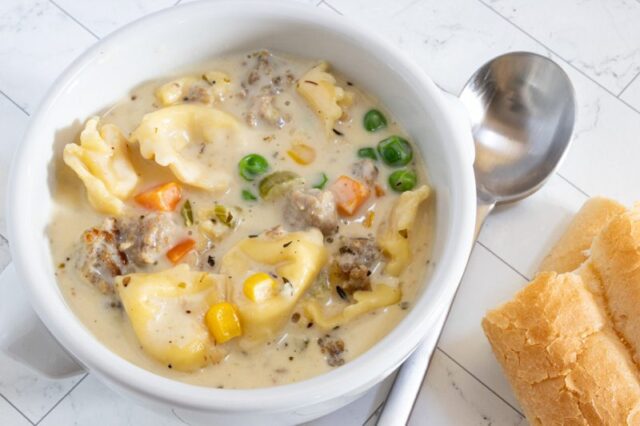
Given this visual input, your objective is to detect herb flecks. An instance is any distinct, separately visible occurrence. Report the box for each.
[181,200,194,227]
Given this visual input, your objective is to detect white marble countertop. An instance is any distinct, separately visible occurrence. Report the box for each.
[1,0,639,425]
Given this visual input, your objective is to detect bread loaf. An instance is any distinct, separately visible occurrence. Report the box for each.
[538,197,625,274]
[483,272,640,424]
[483,198,640,425]
[590,210,640,367]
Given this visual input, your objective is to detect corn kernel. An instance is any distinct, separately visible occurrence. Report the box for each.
[243,272,277,302]
[205,302,242,343]
[287,143,316,165]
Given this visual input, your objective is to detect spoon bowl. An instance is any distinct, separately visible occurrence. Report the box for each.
[460,52,576,205]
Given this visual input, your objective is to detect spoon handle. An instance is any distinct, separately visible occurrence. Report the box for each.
[377,197,494,425]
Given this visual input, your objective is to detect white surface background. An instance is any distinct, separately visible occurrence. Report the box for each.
[1,0,640,424]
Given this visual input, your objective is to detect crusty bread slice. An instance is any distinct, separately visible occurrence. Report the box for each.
[590,209,640,367]
[482,272,640,425]
[538,197,626,274]
[538,198,640,366]
[483,198,640,425]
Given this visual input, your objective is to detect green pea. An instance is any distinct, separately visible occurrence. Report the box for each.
[388,169,417,192]
[238,154,269,181]
[363,109,387,132]
[242,189,257,201]
[313,173,329,190]
[377,136,413,167]
[357,147,378,161]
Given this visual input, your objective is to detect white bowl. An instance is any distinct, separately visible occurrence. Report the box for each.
[6,1,476,424]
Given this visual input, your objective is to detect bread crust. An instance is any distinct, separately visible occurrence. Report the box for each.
[484,198,640,425]
[538,197,625,274]
[483,272,640,425]
[590,210,640,367]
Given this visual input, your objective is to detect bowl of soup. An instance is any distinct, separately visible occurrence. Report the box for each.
[6,1,475,424]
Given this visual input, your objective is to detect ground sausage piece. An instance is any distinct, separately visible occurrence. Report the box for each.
[246,50,273,85]
[285,189,338,236]
[185,85,211,104]
[75,218,127,294]
[317,336,345,367]
[74,213,175,294]
[351,159,379,186]
[248,94,287,128]
[115,213,174,266]
[243,50,293,128]
[332,236,380,293]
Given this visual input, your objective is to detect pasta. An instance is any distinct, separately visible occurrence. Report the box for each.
[304,284,401,330]
[377,185,431,276]
[62,118,139,215]
[156,71,233,106]
[220,229,328,342]
[115,264,226,371]
[296,62,352,134]
[130,104,240,192]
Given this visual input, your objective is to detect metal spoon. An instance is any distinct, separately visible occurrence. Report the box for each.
[378,52,576,424]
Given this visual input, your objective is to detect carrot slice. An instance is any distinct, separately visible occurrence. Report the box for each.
[330,175,370,216]
[134,182,182,211]
[167,239,195,264]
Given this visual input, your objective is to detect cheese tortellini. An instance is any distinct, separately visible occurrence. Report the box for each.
[377,185,431,276]
[220,229,328,342]
[130,104,240,192]
[304,284,401,330]
[156,71,233,106]
[115,264,226,371]
[296,62,352,134]
[63,118,139,215]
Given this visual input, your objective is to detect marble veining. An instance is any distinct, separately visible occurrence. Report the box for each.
[38,375,176,426]
[0,0,639,424]
[483,0,640,94]
[621,72,640,112]
[52,0,177,38]
[437,244,528,411]
[409,350,524,426]
[478,174,589,280]
[557,54,640,205]
[0,395,30,426]
[0,352,82,423]
[325,0,543,94]
[0,0,96,112]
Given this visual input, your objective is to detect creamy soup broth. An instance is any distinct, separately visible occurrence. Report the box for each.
[49,50,434,388]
